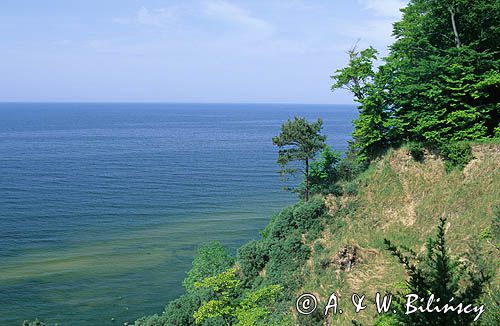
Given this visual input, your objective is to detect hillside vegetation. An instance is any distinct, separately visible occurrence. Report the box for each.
[131,142,498,326]
[299,143,499,325]
[23,0,500,324]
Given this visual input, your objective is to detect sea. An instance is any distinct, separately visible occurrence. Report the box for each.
[0,103,357,325]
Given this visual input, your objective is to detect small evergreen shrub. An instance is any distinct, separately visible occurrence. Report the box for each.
[383,217,491,325]
[344,181,358,196]
[305,221,324,243]
[266,229,310,294]
[336,156,366,181]
[291,197,326,233]
[313,240,324,254]
[439,142,473,171]
[237,240,268,282]
[407,141,424,162]
[161,293,203,326]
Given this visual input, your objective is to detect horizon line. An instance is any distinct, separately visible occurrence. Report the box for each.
[0,101,357,106]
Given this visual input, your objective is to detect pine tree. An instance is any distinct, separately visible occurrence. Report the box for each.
[384,217,491,325]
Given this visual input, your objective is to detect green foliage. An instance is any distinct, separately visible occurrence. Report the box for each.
[336,155,366,181]
[265,230,310,293]
[480,284,500,325]
[134,314,165,326]
[373,314,401,326]
[272,117,326,201]
[161,293,202,326]
[384,217,491,325]
[194,268,282,326]
[183,241,235,293]
[234,285,282,326]
[194,268,241,325]
[407,142,424,162]
[332,0,500,161]
[263,198,326,240]
[134,242,233,325]
[236,199,327,299]
[261,199,326,295]
[237,240,268,284]
[343,181,358,196]
[308,146,342,195]
[134,278,227,326]
[331,45,378,102]
[439,141,473,171]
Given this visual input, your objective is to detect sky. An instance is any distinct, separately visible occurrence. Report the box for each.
[0,0,408,104]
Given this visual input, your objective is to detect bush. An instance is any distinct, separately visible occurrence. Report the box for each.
[384,217,491,325]
[309,146,342,195]
[237,240,268,282]
[291,198,326,233]
[336,155,365,181]
[162,293,202,326]
[134,314,164,326]
[439,142,473,171]
[134,291,225,326]
[266,229,310,294]
[344,181,358,196]
[183,242,234,293]
[305,221,324,243]
[259,200,327,296]
[308,149,366,196]
[407,141,424,162]
[313,240,324,254]
[262,198,326,242]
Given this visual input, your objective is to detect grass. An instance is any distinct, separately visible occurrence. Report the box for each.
[297,143,500,325]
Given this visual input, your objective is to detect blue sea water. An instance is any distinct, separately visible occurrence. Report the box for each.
[0,103,357,325]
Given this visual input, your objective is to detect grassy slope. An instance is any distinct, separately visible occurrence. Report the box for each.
[298,143,499,325]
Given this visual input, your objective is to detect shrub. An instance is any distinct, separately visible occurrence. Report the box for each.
[308,149,366,196]
[134,292,223,326]
[407,141,424,162]
[237,240,268,282]
[305,221,324,243]
[266,229,310,295]
[134,314,164,326]
[193,268,283,326]
[183,242,234,293]
[161,293,202,326]
[439,142,473,171]
[309,146,342,195]
[344,181,358,196]
[384,217,491,325]
[313,240,324,254]
[336,155,366,181]
[262,199,326,243]
[291,197,326,233]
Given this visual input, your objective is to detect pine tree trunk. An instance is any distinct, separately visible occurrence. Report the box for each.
[305,157,309,202]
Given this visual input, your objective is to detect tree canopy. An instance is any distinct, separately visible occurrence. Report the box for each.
[332,0,500,161]
[272,117,326,201]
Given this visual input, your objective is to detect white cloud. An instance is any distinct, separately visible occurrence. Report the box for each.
[201,1,273,35]
[359,0,406,18]
[348,0,407,51]
[114,6,177,28]
[136,7,177,27]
